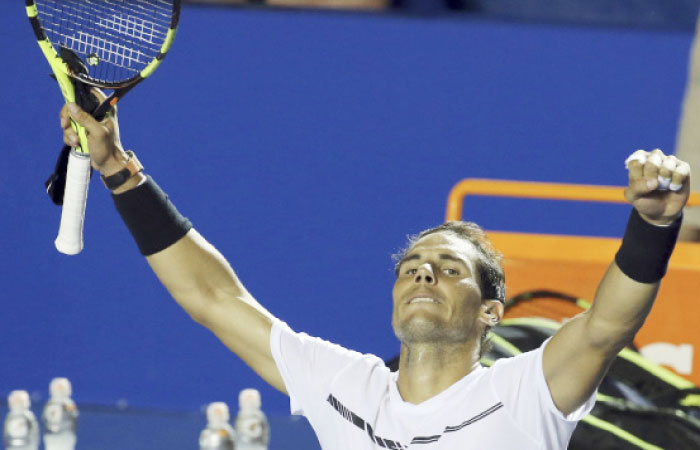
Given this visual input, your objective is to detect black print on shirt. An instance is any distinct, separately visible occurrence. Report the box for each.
[326,394,408,449]
[326,394,504,447]
[443,402,504,434]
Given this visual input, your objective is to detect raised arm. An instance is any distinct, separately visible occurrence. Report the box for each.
[61,101,287,394]
[542,149,691,416]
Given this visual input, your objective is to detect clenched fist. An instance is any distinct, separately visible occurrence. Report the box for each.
[624,149,691,225]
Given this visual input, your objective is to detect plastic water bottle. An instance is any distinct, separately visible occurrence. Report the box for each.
[3,390,39,450]
[234,389,269,450]
[42,378,78,450]
[199,402,236,450]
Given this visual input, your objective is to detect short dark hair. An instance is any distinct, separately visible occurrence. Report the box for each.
[393,221,506,358]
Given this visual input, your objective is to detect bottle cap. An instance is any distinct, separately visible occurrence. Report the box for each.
[239,388,261,410]
[49,377,72,399]
[8,390,30,411]
[206,402,230,425]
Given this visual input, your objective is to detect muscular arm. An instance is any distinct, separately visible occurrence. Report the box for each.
[541,149,690,416]
[146,229,287,394]
[61,102,287,394]
[543,263,657,415]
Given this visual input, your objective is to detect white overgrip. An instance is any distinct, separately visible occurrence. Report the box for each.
[55,149,91,255]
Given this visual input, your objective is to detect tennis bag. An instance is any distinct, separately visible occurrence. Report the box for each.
[503,290,700,421]
[484,314,700,450]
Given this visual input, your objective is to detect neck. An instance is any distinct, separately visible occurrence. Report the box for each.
[396,340,481,404]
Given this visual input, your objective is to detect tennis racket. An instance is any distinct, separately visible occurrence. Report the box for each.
[26,0,181,254]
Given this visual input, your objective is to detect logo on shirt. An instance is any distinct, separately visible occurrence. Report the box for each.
[326,394,504,447]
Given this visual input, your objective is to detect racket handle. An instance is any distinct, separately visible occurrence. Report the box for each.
[55,149,91,255]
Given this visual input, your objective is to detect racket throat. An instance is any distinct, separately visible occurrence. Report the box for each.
[59,46,101,117]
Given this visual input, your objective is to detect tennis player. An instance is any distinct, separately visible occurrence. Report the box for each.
[60,102,690,449]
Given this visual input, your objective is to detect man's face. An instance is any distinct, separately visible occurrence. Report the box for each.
[392,231,485,345]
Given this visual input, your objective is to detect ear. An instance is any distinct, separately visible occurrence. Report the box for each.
[479,299,504,328]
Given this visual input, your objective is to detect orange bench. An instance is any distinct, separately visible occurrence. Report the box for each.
[446,179,700,384]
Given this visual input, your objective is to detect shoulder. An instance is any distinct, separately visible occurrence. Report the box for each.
[485,339,551,411]
[271,319,388,377]
[489,341,544,377]
[486,338,594,435]
[270,320,392,417]
[272,320,379,357]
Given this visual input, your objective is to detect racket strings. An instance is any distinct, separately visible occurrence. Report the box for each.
[35,0,174,83]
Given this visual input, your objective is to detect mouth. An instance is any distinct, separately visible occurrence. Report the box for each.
[407,296,440,305]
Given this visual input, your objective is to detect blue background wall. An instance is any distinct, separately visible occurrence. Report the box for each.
[1,2,694,417]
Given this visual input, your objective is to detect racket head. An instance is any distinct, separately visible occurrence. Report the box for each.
[26,0,181,91]
[26,0,181,255]
[504,289,591,322]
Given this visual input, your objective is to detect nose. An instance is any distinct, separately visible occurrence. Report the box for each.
[414,263,437,285]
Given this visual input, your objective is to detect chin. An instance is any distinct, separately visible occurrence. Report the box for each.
[393,317,472,345]
[394,317,447,344]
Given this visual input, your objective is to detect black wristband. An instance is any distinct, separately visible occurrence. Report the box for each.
[112,176,193,256]
[614,209,682,283]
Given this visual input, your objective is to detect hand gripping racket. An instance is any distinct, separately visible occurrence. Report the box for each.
[26,0,181,254]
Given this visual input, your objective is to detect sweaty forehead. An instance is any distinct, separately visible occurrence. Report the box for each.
[407,232,480,264]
